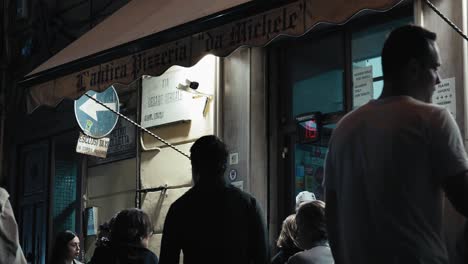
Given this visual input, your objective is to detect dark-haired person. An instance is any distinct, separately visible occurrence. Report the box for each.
[50,230,82,264]
[287,201,333,264]
[159,135,269,264]
[89,208,158,264]
[88,214,116,263]
[325,25,468,264]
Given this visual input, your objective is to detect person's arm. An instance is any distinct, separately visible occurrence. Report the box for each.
[323,147,343,264]
[325,189,342,264]
[443,170,468,217]
[430,109,468,218]
[249,198,269,264]
[158,205,181,264]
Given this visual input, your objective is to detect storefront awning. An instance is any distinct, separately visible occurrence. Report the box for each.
[22,0,405,113]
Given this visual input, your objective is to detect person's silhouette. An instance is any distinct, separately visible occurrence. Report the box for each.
[159,135,269,264]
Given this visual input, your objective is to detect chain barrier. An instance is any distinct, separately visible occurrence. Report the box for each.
[84,93,191,160]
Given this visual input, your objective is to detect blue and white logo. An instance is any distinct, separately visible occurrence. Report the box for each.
[74,86,120,138]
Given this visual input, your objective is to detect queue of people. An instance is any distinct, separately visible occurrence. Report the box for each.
[1,24,468,264]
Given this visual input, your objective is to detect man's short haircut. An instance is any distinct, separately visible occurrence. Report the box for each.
[296,200,327,243]
[382,25,437,80]
[190,135,228,178]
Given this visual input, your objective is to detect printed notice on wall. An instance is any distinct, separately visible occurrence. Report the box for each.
[88,114,137,166]
[141,75,209,128]
[76,132,110,158]
[353,66,374,109]
[432,77,456,118]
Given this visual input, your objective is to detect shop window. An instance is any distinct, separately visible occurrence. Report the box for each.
[295,144,327,200]
[273,10,413,208]
[288,33,345,117]
[53,160,78,232]
[293,70,344,116]
[285,33,344,199]
[351,17,413,108]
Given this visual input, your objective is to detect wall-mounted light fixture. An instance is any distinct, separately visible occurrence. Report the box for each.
[176,79,213,99]
[177,79,213,117]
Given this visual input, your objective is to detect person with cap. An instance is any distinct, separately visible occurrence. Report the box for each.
[295,191,316,211]
[159,135,269,264]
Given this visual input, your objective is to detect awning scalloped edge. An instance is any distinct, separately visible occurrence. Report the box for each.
[26,0,405,114]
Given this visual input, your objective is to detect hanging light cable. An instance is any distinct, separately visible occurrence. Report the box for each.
[424,0,468,42]
[84,93,191,160]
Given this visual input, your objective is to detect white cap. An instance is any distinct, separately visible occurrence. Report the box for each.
[295,191,316,210]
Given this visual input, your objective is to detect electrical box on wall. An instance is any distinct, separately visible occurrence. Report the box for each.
[296,112,322,144]
[85,207,99,236]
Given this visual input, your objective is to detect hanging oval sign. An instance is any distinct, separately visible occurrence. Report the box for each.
[74,86,120,138]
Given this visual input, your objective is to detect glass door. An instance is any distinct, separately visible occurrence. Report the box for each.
[285,32,345,206]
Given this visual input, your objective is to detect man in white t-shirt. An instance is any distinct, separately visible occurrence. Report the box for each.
[324,25,468,264]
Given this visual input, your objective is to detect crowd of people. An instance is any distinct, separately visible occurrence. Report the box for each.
[1,24,468,264]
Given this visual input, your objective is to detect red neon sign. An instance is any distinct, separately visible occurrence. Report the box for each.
[304,120,318,140]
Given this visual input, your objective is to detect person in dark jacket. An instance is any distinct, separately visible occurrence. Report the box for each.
[89,208,158,264]
[271,214,301,264]
[159,135,269,264]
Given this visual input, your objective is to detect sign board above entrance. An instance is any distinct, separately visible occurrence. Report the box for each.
[74,86,120,138]
[141,55,215,128]
[26,0,404,113]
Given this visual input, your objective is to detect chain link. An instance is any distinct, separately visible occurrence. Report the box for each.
[84,93,191,160]
[425,0,468,42]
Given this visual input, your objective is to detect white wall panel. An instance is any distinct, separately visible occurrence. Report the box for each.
[141,187,191,233]
[140,143,193,188]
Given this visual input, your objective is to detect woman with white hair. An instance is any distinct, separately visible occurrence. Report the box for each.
[271,214,301,264]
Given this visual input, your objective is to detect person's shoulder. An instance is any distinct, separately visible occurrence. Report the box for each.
[89,245,114,262]
[406,97,444,112]
[307,245,333,255]
[225,185,258,202]
[121,245,158,263]
[0,187,8,211]
[169,187,196,208]
[223,185,263,212]
[287,251,308,264]
[303,246,334,263]
[141,247,159,263]
[406,100,454,125]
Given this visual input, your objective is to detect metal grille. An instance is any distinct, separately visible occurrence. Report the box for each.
[53,160,78,232]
